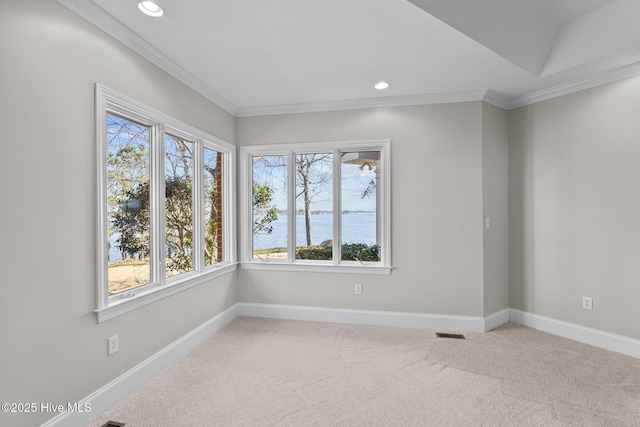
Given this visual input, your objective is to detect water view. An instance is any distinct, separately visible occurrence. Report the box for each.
[109,211,377,261]
[253,211,377,249]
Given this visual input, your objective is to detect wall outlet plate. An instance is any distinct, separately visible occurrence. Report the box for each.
[582,296,593,310]
[108,335,119,355]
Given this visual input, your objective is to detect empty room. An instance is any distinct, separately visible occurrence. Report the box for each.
[1,0,640,426]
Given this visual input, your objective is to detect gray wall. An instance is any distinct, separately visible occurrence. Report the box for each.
[236,103,492,317]
[482,103,510,315]
[0,1,236,426]
[509,76,640,340]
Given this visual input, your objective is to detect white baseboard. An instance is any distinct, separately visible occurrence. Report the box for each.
[40,304,239,427]
[509,309,640,359]
[237,302,508,333]
[484,308,511,332]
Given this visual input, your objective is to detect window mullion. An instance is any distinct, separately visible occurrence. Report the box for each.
[242,151,252,262]
[287,150,296,262]
[225,149,236,265]
[332,148,341,264]
[151,124,166,284]
[193,140,204,271]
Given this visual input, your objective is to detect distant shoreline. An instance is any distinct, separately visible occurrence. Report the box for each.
[268,210,376,215]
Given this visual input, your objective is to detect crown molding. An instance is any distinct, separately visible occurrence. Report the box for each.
[56,0,504,116]
[236,90,497,117]
[56,1,640,117]
[56,0,238,116]
[509,62,640,109]
[482,90,511,110]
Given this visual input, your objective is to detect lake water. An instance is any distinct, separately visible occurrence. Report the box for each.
[109,211,377,260]
[254,211,377,249]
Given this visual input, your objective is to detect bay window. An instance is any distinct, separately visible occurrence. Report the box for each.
[96,85,235,322]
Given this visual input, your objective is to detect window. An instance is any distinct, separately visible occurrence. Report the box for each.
[96,85,235,322]
[240,140,391,274]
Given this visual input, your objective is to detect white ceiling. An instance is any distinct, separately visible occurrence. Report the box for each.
[59,0,640,116]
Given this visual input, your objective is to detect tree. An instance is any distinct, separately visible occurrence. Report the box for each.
[111,181,150,260]
[251,156,282,238]
[164,175,193,274]
[111,174,194,274]
[295,154,332,246]
[106,114,150,262]
[109,133,196,275]
[204,160,220,266]
[361,179,376,199]
[106,114,149,196]
[164,136,194,275]
[252,183,278,234]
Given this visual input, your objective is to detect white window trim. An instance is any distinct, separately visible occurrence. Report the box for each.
[239,139,392,275]
[95,84,236,322]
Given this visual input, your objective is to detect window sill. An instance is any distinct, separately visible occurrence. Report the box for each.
[94,263,237,323]
[240,261,392,275]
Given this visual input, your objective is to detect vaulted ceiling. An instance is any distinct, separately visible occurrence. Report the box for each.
[59,0,640,116]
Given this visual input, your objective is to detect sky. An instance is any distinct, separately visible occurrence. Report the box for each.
[253,155,378,212]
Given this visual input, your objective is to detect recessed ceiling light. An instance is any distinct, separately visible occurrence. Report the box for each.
[138,1,163,17]
[374,81,390,90]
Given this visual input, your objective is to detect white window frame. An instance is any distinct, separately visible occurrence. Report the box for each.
[239,140,391,275]
[95,84,236,322]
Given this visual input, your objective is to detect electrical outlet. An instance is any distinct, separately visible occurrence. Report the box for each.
[108,335,119,356]
[355,283,362,295]
[582,296,593,310]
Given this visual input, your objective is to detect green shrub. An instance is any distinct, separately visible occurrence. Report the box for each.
[296,243,380,261]
[295,245,333,260]
[341,243,380,261]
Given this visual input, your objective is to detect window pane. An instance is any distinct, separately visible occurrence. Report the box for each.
[204,148,223,266]
[106,113,151,294]
[252,155,287,260]
[340,151,380,262]
[295,153,333,260]
[165,134,194,277]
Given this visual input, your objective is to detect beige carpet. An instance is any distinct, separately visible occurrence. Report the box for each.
[88,318,640,426]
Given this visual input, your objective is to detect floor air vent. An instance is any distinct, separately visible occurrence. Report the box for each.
[101,422,125,427]
[436,332,465,339]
